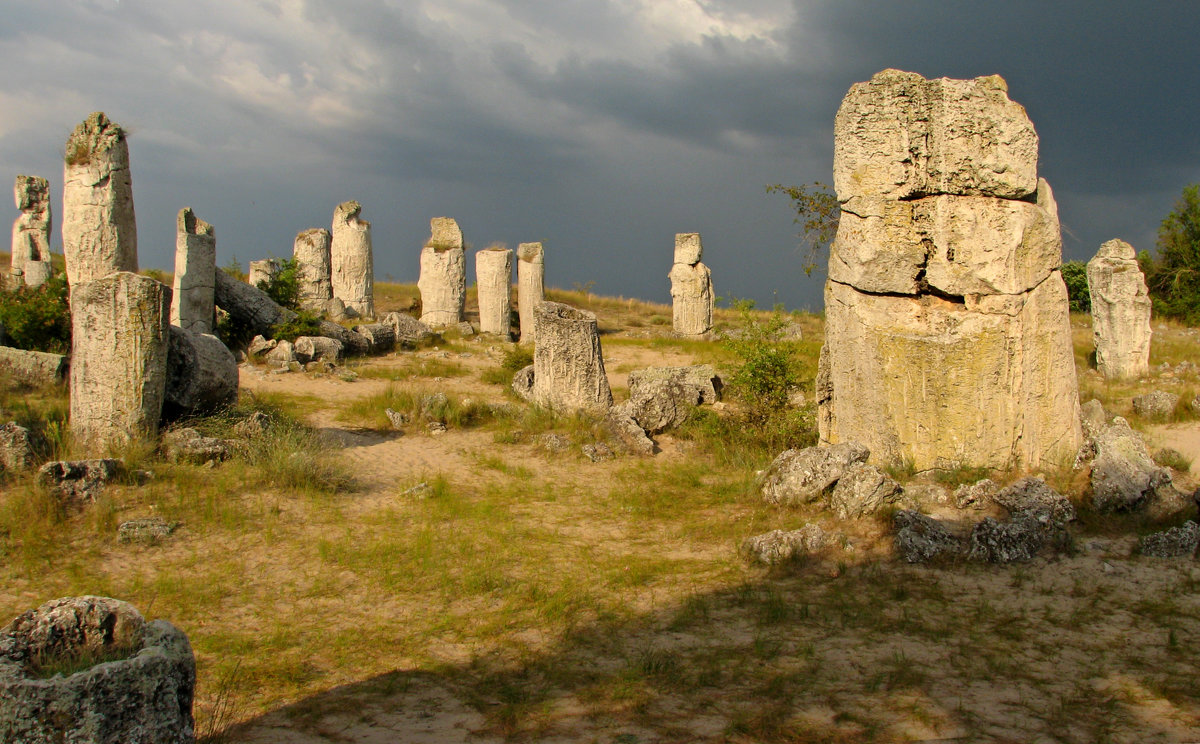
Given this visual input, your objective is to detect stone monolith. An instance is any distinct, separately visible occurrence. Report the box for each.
[1087,238,1151,380]
[476,246,513,336]
[62,112,137,286]
[330,201,374,317]
[530,301,613,413]
[70,272,170,454]
[11,175,52,288]
[418,217,466,327]
[170,208,215,333]
[517,242,544,344]
[247,258,279,289]
[293,228,332,310]
[819,70,1082,471]
[669,233,713,336]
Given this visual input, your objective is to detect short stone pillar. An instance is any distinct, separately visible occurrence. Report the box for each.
[669,233,713,336]
[70,272,170,454]
[0,596,195,744]
[475,245,513,336]
[247,258,279,289]
[170,208,216,333]
[293,228,332,311]
[418,217,466,327]
[516,242,544,344]
[330,201,374,317]
[11,175,53,288]
[62,112,137,287]
[531,301,613,413]
[1088,238,1152,380]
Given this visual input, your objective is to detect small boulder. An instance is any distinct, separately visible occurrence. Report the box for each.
[0,422,36,473]
[626,365,723,405]
[893,510,961,563]
[740,525,826,565]
[353,323,396,354]
[1139,521,1200,558]
[829,462,902,519]
[162,428,229,465]
[36,459,123,504]
[1132,390,1179,421]
[118,517,180,544]
[582,443,614,462]
[953,478,997,510]
[603,410,655,456]
[968,515,1045,563]
[264,340,296,366]
[385,408,407,429]
[759,442,870,506]
[293,336,344,364]
[1088,417,1172,511]
[623,377,700,434]
[992,477,1075,530]
[540,433,572,453]
[1079,399,1110,439]
[384,312,435,348]
[246,335,276,358]
[511,365,535,401]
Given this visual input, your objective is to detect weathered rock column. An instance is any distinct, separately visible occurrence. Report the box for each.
[62,112,137,287]
[531,301,613,413]
[418,217,466,327]
[819,70,1082,471]
[70,272,171,454]
[476,246,513,336]
[1087,239,1152,380]
[11,175,53,288]
[330,201,374,317]
[247,258,279,289]
[517,242,544,344]
[293,228,333,311]
[170,208,215,333]
[669,233,713,336]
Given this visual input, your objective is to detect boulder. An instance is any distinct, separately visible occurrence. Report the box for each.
[293,336,344,365]
[383,312,434,348]
[161,428,229,465]
[953,478,997,510]
[511,364,535,401]
[893,510,962,563]
[740,525,826,565]
[1087,239,1152,380]
[627,364,722,405]
[0,346,67,387]
[603,409,655,456]
[829,462,902,519]
[1088,417,1172,512]
[264,340,296,366]
[1139,521,1200,558]
[163,326,238,420]
[353,323,396,354]
[1132,390,1179,421]
[992,477,1075,530]
[759,442,870,506]
[967,515,1045,563]
[621,377,700,435]
[246,335,276,358]
[1079,398,1110,439]
[36,459,123,505]
[0,422,35,473]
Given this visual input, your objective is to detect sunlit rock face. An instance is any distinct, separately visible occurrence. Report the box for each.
[1087,238,1152,381]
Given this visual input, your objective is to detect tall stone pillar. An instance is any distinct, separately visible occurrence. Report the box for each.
[62,112,137,287]
[330,201,374,317]
[476,246,513,336]
[171,208,216,333]
[293,228,332,310]
[418,217,466,327]
[669,232,713,336]
[531,301,613,413]
[516,242,545,344]
[820,69,1081,471]
[70,272,170,454]
[11,175,53,288]
[1087,239,1152,380]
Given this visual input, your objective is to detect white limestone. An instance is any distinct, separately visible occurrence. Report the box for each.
[330,201,374,317]
[476,246,513,336]
[293,228,332,310]
[531,301,613,413]
[170,208,216,333]
[418,217,466,327]
[62,113,137,286]
[516,242,545,344]
[11,175,52,287]
[1087,238,1152,380]
[669,233,713,336]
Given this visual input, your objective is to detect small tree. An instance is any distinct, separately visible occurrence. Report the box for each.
[0,273,70,353]
[1060,260,1091,314]
[1147,184,1200,324]
[766,182,840,275]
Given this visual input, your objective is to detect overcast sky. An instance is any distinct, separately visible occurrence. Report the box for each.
[2,1,1197,310]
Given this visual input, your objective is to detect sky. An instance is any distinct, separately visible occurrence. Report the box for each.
[1,1,1197,311]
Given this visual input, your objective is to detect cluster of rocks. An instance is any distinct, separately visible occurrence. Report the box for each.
[668,232,713,337]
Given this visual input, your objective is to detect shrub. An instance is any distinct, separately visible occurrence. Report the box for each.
[258,257,302,311]
[724,303,801,426]
[268,310,322,343]
[1060,260,1091,314]
[1147,184,1200,324]
[0,273,71,353]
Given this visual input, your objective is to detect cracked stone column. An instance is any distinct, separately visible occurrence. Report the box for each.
[418,217,466,327]
[669,233,713,336]
[170,208,216,333]
[476,245,513,336]
[330,201,374,317]
[11,175,53,288]
[819,69,1081,471]
[517,242,545,344]
[62,112,137,287]
[531,301,613,413]
[293,228,333,311]
[1087,238,1152,380]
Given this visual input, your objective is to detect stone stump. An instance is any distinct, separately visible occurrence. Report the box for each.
[476,246,513,336]
[1087,238,1151,380]
[0,596,195,744]
[62,112,137,287]
[11,175,53,288]
[669,233,713,336]
[418,217,466,327]
[247,258,279,289]
[70,272,170,454]
[330,201,374,317]
[531,301,613,413]
[170,208,215,333]
[819,70,1082,471]
[163,326,238,420]
[517,242,545,344]
[293,228,332,311]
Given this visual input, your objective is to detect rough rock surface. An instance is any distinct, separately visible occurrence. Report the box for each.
[163,326,237,420]
[740,526,826,565]
[673,232,703,266]
[1088,417,1173,512]
[627,365,722,405]
[70,272,170,453]
[170,208,216,333]
[967,515,1045,563]
[0,596,195,744]
[603,409,655,456]
[214,270,367,355]
[0,422,35,473]
[118,518,180,544]
[384,313,434,348]
[619,377,699,435]
[669,257,713,336]
[893,510,962,563]
[1079,398,1110,439]
[829,462,902,519]
[530,302,613,413]
[11,175,53,287]
[511,365,534,402]
[265,340,296,366]
[953,478,997,510]
[418,217,465,327]
[62,113,138,286]
[1132,390,1179,421]
[353,323,396,354]
[294,336,344,365]
[330,201,374,317]
[516,242,545,344]
[293,228,332,310]
[476,247,513,336]
[992,477,1075,530]
[36,459,123,505]
[162,428,229,464]
[759,442,870,506]
[1139,521,1200,558]
[1088,239,1152,380]
[0,346,67,387]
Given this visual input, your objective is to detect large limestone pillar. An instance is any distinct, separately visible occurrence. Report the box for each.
[69,272,171,454]
[294,228,332,310]
[330,201,374,317]
[669,233,713,336]
[11,175,53,288]
[517,242,545,344]
[62,112,137,287]
[476,246,513,336]
[170,208,215,333]
[820,70,1081,471]
[1087,239,1152,380]
[531,301,613,413]
[418,217,466,327]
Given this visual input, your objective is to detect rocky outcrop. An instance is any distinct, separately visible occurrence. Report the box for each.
[170,208,216,334]
[1132,390,1178,420]
[530,302,613,413]
[476,246,513,336]
[1087,239,1151,380]
[669,233,713,336]
[163,326,237,420]
[293,228,332,311]
[330,201,373,317]
[516,242,544,344]
[418,217,466,327]
[62,113,138,286]
[759,442,870,506]
[10,175,53,287]
[1139,521,1200,558]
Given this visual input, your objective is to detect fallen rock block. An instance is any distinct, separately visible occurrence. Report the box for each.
[893,510,962,563]
[0,346,67,387]
[759,442,870,506]
[118,517,180,544]
[622,377,699,434]
[603,409,655,456]
[294,336,344,365]
[1087,417,1172,512]
[1132,390,1179,420]
[383,312,434,348]
[740,525,826,565]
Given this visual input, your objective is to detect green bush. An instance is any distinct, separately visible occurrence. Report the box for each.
[268,309,322,343]
[724,303,801,426]
[0,273,71,353]
[1060,260,1091,314]
[258,257,302,311]
[1147,184,1200,324]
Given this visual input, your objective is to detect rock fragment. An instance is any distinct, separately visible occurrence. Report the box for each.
[829,462,902,519]
[1139,521,1200,558]
[740,525,826,565]
[759,442,870,506]
[893,510,962,563]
